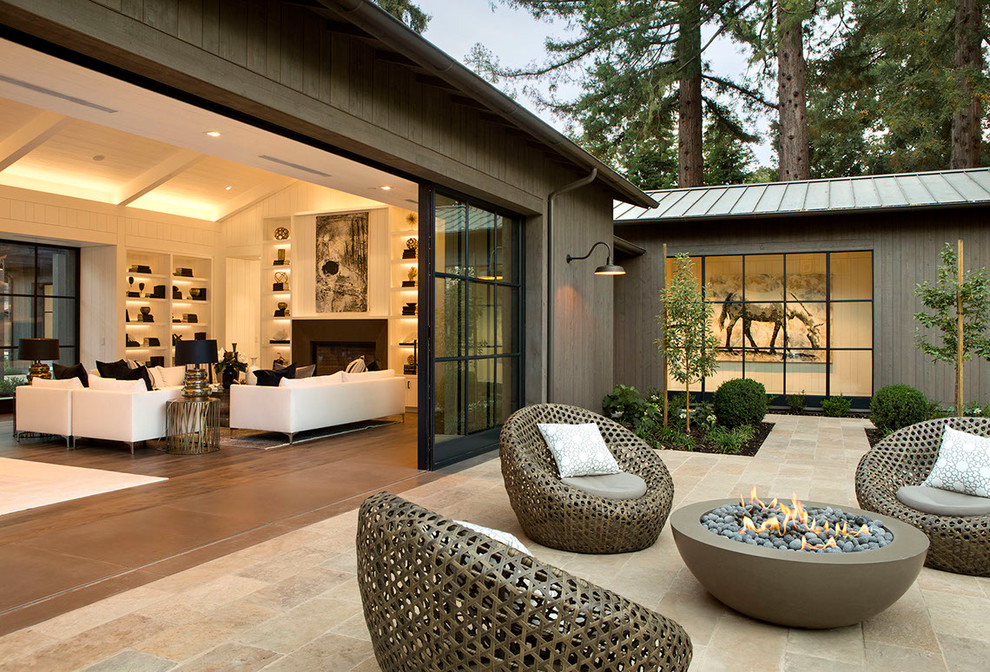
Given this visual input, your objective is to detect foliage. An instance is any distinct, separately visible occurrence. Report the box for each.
[914,242,990,414]
[786,390,806,413]
[713,378,768,428]
[0,376,28,398]
[658,255,720,430]
[962,401,990,418]
[602,384,648,427]
[373,0,430,33]
[820,394,851,418]
[215,345,247,376]
[870,384,929,434]
[654,424,696,450]
[705,423,755,454]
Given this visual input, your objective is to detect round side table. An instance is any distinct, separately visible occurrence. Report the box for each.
[165,397,220,454]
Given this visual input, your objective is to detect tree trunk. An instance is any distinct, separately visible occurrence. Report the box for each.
[950,0,983,169]
[677,0,703,187]
[956,239,965,416]
[776,2,809,181]
[684,348,691,433]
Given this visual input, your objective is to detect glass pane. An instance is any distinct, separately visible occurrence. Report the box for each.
[37,297,77,347]
[495,357,516,425]
[2,295,34,350]
[467,358,495,433]
[713,305,744,353]
[0,242,35,296]
[732,302,788,358]
[494,214,515,283]
[786,253,826,302]
[785,353,826,395]
[466,206,496,279]
[435,194,465,274]
[496,286,517,355]
[831,350,872,396]
[831,302,872,349]
[37,247,78,297]
[0,348,29,399]
[745,254,784,301]
[785,301,826,351]
[435,278,463,359]
[831,251,872,300]
[702,255,741,302]
[705,360,743,393]
[467,282,495,356]
[434,360,464,442]
[57,345,79,366]
[746,361,783,396]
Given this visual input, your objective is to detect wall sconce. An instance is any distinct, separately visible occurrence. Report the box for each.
[478,246,503,281]
[566,241,625,276]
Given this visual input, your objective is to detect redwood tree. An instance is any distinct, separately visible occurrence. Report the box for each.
[776,1,809,180]
[678,0,705,186]
[950,0,983,168]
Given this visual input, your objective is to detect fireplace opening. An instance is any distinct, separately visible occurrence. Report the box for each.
[312,341,381,375]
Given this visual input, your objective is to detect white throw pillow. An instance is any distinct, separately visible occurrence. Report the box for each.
[344,356,367,373]
[455,520,531,555]
[537,422,620,478]
[31,377,83,390]
[89,376,147,393]
[342,369,394,383]
[922,426,990,497]
[160,365,186,388]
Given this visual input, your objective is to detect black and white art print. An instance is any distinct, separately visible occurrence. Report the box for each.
[315,211,369,313]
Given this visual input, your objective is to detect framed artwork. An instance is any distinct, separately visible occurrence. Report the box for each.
[315,211,369,312]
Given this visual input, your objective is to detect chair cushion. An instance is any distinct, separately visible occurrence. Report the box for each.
[53,362,88,387]
[561,472,648,500]
[454,520,531,555]
[31,377,83,390]
[896,485,990,516]
[537,422,620,478]
[921,426,990,497]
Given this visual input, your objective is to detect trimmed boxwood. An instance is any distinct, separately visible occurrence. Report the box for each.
[869,384,928,433]
[713,378,768,428]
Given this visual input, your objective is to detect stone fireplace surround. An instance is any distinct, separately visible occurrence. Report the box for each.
[291,318,388,374]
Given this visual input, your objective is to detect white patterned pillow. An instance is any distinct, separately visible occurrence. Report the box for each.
[455,521,531,555]
[537,422,620,478]
[921,426,990,497]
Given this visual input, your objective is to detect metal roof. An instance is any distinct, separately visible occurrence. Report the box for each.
[613,168,990,223]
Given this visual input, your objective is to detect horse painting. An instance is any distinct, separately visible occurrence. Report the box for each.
[717,292,823,354]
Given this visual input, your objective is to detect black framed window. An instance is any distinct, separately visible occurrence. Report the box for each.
[0,240,80,400]
[668,250,873,401]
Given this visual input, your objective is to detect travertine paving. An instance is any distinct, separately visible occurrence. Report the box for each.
[1,414,987,671]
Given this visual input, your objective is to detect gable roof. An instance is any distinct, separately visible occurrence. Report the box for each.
[614,168,990,223]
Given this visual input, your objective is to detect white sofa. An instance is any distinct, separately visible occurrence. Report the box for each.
[15,378,80,447]
[230,369,405,443]
[71,378,182,454]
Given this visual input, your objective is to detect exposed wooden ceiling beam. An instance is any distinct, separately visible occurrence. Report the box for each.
[215,176,296,222]
[115,149,203,206]
[0,110,67,173]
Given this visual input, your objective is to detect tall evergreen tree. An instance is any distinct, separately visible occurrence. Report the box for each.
[950,0,984,168]
[373,0,430,33]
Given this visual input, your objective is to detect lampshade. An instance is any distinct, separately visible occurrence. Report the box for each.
[18,338,59,360]
[594,263,626,276]
[175,339,218,366]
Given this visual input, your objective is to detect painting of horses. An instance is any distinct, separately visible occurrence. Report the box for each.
[709,271,826,363]
[315,211,368,313]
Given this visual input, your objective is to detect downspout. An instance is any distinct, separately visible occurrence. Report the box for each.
[546,168,598,402]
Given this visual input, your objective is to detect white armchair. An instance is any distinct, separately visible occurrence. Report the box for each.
[71,386,181,454]
[15,380,77,447]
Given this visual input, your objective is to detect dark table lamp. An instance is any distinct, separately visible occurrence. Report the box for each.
[175,339,218,399]
[19,338,59,381]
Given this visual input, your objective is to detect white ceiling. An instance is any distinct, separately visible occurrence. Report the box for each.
[0,39,418,222]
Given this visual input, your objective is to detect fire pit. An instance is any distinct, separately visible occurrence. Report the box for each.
[671,493,929,629]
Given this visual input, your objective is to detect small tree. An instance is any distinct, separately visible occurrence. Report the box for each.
[657,254,719,431]
[914,241,990,416]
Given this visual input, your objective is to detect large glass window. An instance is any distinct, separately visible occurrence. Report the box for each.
[0,241,80,400]
[667,250,872,398]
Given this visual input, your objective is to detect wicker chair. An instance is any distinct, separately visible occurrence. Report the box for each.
[856,417,990,576]
[499,403,675,554]
[357,492,693,672]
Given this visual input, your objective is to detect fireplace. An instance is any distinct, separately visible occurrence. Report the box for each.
[312,341,378,375]
[291,318,388,374]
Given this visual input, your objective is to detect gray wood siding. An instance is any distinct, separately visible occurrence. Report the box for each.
[613,207,990,406]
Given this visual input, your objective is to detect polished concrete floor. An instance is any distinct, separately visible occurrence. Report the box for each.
[1,415,987,671]
[0,414,429,637]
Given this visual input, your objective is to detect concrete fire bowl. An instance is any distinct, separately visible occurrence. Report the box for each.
[671,499,929,629]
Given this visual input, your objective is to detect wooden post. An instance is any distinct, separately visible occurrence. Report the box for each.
[684,348,691,432]
[957,238,964,416]
[662,243,669,427]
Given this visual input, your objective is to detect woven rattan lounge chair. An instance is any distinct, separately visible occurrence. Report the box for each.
[856,416,990,576]
[357,492,693,672]
[499,403,675,553]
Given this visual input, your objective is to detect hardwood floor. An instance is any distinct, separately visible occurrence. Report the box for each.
[0,413,432,636]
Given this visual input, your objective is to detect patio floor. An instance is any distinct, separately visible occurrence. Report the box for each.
[0,414,987,671]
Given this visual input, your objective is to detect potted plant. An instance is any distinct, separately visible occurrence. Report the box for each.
[215,342,247,389]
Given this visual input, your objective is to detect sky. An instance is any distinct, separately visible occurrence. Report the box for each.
[414,0,775,167]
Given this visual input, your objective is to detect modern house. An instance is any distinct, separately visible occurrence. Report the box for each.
[614,170,990,408]
[0,0,655,469]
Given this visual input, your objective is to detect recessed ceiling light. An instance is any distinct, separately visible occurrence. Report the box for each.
[92,154,105,162]
[380,185,392,191]
[224,186,232,191]
[205,131,222,137]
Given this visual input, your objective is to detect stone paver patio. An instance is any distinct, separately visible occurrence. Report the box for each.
[1,414,987,671]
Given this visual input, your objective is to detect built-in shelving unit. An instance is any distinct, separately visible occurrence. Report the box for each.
[123,250,212,366]
[389,212,419,409]
[261,216,293,370]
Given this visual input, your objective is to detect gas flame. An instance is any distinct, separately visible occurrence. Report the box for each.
[736,486,871,549]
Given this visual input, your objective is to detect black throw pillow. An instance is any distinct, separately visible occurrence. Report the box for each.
[366,360,381,372]
[53,362,89,387]
[275,363,298,379]
[118,365,153,391]
[96,359,130,380]
[254,368,283,387]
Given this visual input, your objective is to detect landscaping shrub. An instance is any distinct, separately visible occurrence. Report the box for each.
[656,425,695,450]
[962,401,990,418]
[713,378,768,428]
[870,384,929,433]
[705,424,754,454]
[602,384,647,428]
[0,376,27,398]
[821,394,851,417]
[786,390,806,414]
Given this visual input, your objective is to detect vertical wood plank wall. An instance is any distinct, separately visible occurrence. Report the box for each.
[613,207,990,405]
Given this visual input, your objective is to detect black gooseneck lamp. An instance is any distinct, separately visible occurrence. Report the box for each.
[566,241,625,276]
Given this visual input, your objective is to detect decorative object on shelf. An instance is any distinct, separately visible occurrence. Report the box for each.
[402,237,418,259]
[172,315,180,323]
[127,276,139,297]
[404,355,417,376]
[142,337,161,347]
[175,339,218,400]
[190,287,207,301]
[152,284,166,298]
[19,338,59,381]
[273,226,290,240]
[127,334,140,347]
[402,265,417,287]
[130,264,152,274]
[273,352,287,368]
[215,343,247,389]
[125,309,130,323]
[194,332,207,340]
[402,302,417,316]
[406,212,417,226]
[172,333,182,345]
[316,211,369,313]
[175,267,193,277]
[273,248,287,265]
[150,356,165,367]
[270,328,289,344]
[273,271,288,292]
[139,306,153,322]
[172,286,182,299]
[274,301,288,317]
[183,313,198,323]
[138,282,146,297]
